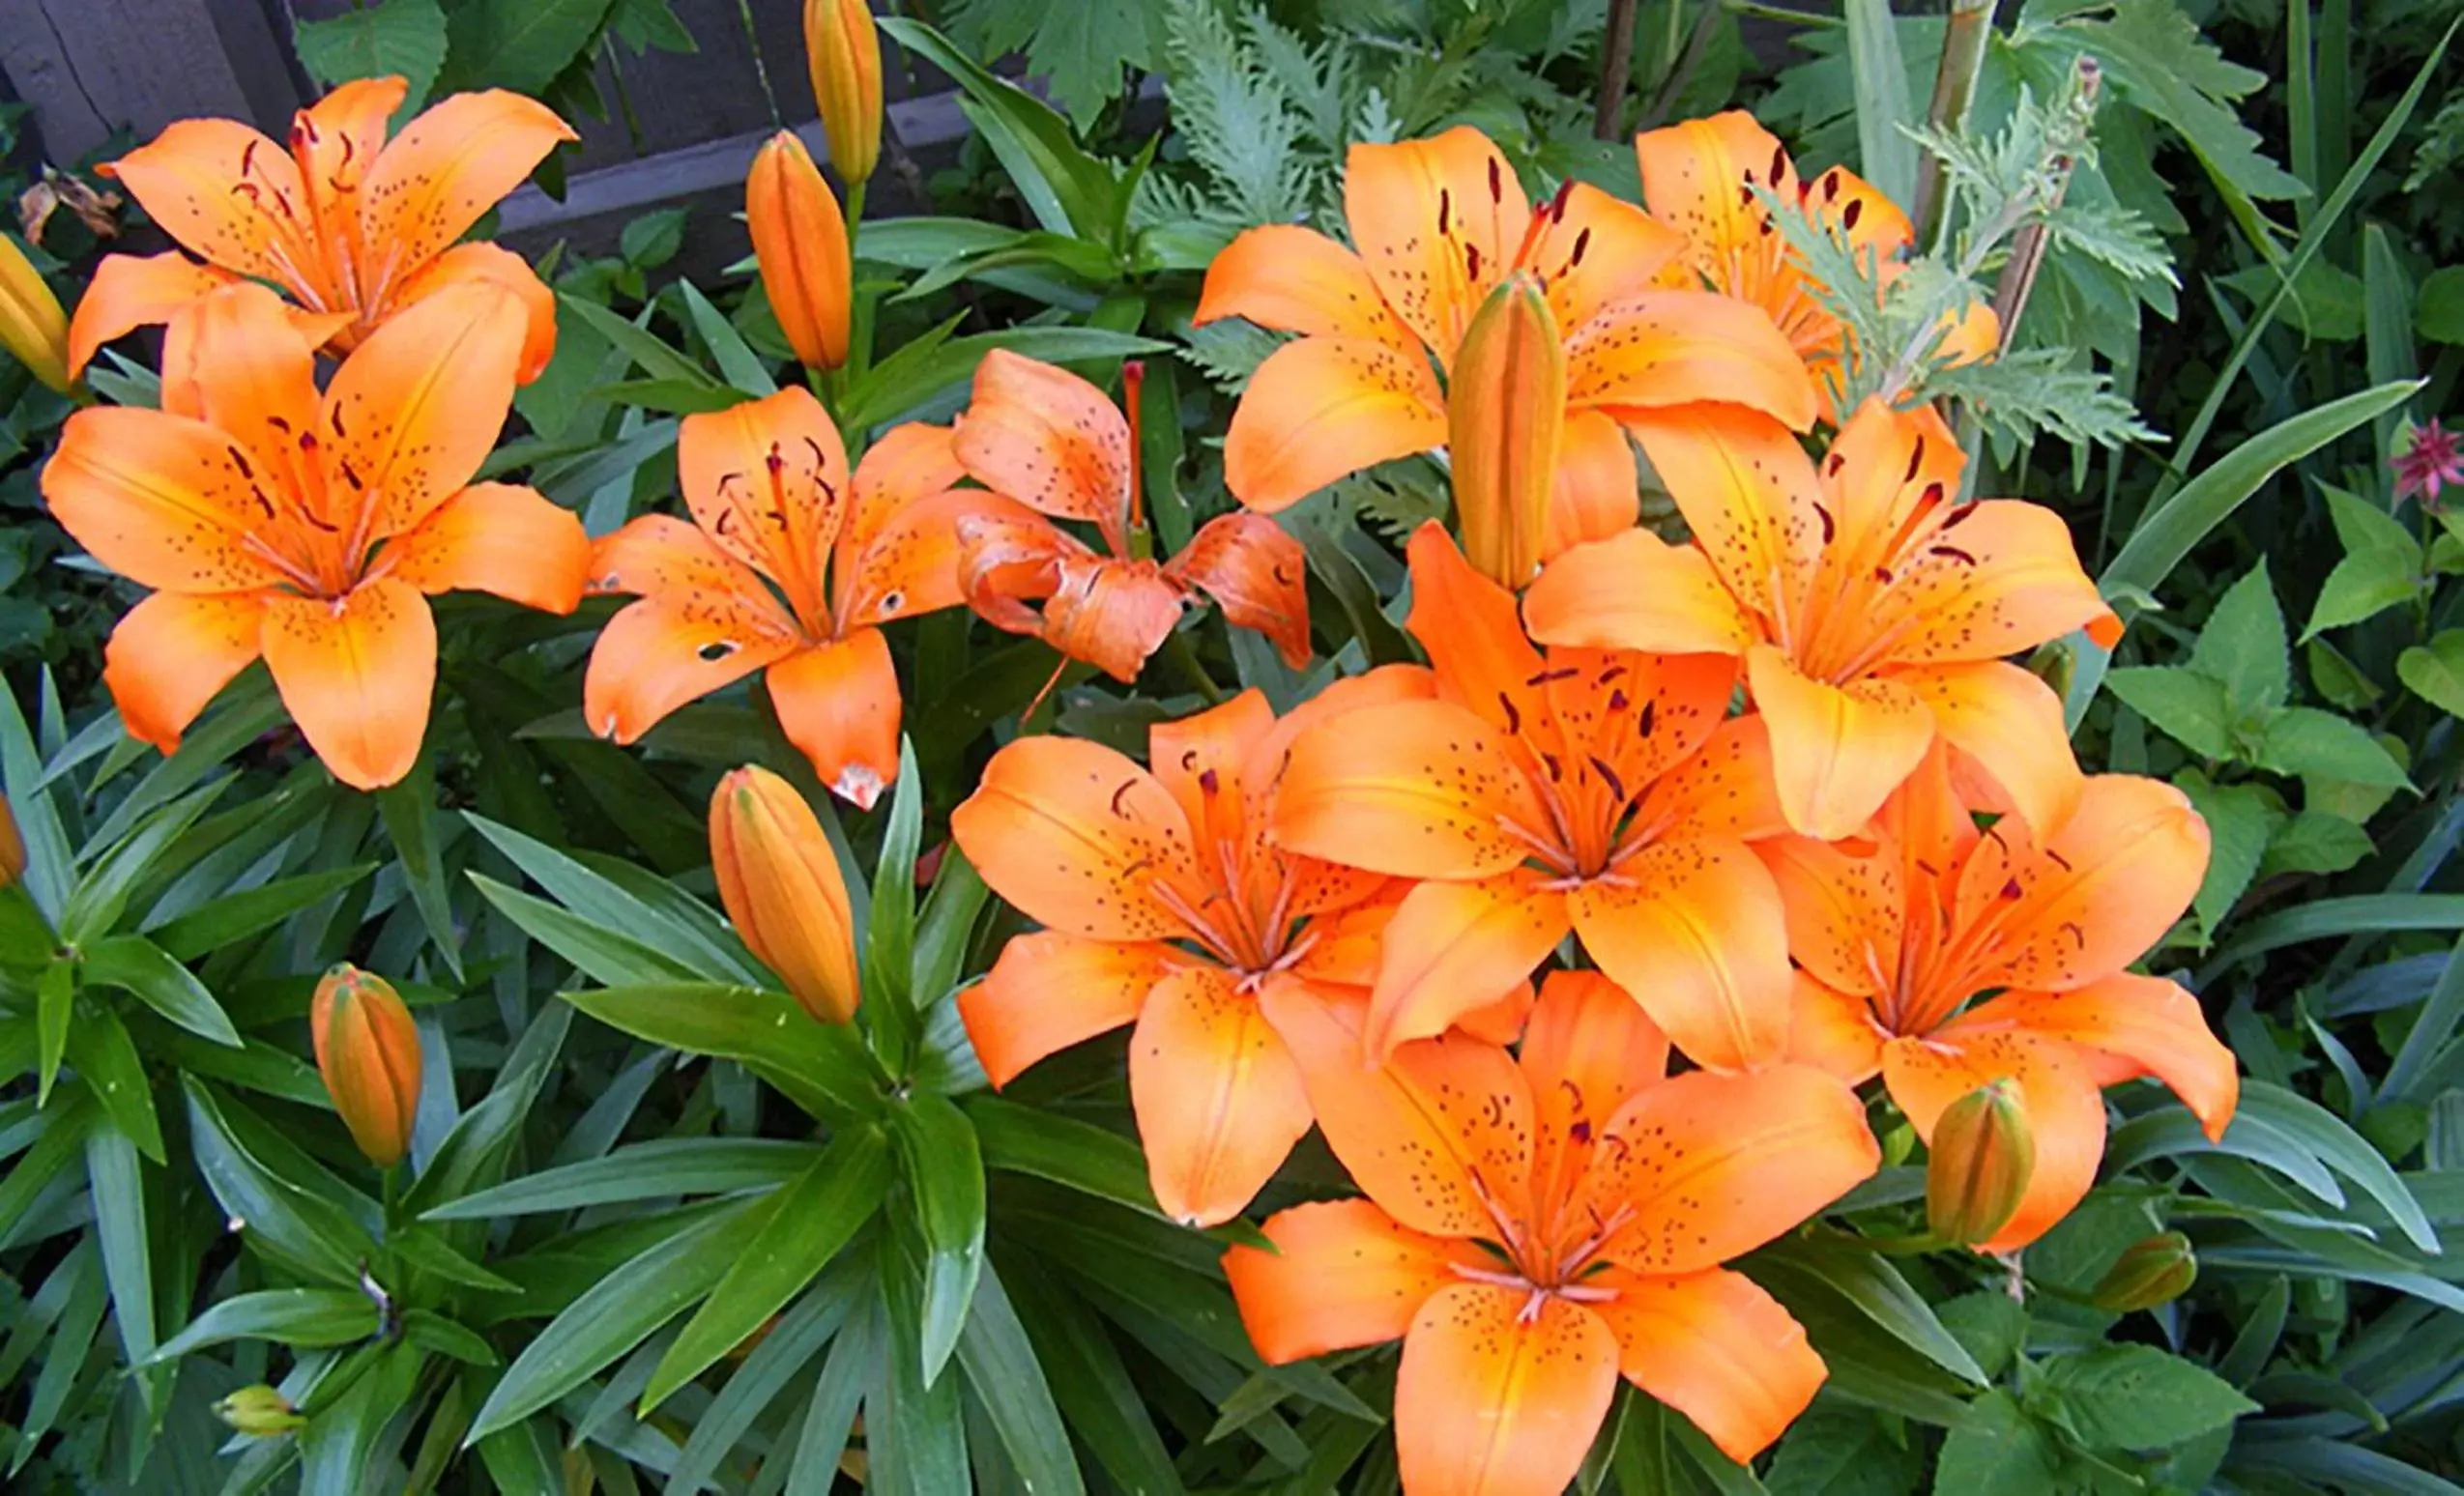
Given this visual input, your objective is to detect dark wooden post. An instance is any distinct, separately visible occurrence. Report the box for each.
[0,0,300,163]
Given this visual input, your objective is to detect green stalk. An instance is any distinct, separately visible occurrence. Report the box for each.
[1911,0,1993,247]
[1594,0,1640,140]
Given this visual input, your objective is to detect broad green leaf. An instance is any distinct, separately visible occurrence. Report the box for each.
[969,1094,1163,1219]
[466,813,756,982]
[81,934,240,1047]
[0,1094,93,1251]
[2204,893,2464,969]
[913,847,989,1009]
[1764,1404,1922,1495]
[903,5,1158,146]
[146,864,378,966]
[2234,1079,2439,1251]
[2306,636,2384,711]
[2176,770,2277,939]
[873,1220,971,1495]
[145,1288,377,1365]
[2034,1344,2258,1450]
[2261,811,2373,879]
[1745,1239,1984,1386]
[292,0,448,105]
[445,0,615,94]
[2256,707,2410,788]
[2305,485,2423,638]
[2103,667,2232,760]
[2220,257,2365,339]
[2189,564,2290,715]
[890,1090,986,1386]
[558,982,881,1122]
[794,1294,884,1493]
[1842,0,1917,206]
[469,874,700,989]
[422,1137,823,1220]
[63,783,225,944]
[642,1127,891,1414]
[403,1309,499,1366]
[65,1004,161,1163]
[2387,935,2464,1106]
[556,295,722,390]
[467,1197,759,1438]
[2400,631,2464,719]
[2365,223,2419,458]
[1932,1390,2060,1493]
[2421,265,2464,344]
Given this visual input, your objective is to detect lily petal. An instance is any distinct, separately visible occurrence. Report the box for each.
[1273,696,1552,880]
[949,734,1202,943]
[1955,773,2209,993]
[1402,523,1548,734]
[102,590,268,757]
[1895,659,2084,842]
[1569,292,1819,433]
[1950,974,2238,1142]
[102,119,316,290]
[1345,128,1528,363]
[1196,224,1416,345]
[1167,511,1312,667]
[391,241,559,382]
[1591,1268,1825,1465]
[1522,526,1754,655]
[1572,836,1794,1073]
[1522,183,1688,333]
[323,278,528,538]
[579,592,797,745]
[1038,555,1186,683]
[43,406,286,593]
[1754,831,1902,1001]
[677,385,851,609]
[1225,1199,1467,1363]
[1542,410,1642,561]
[1871,500,2123,664]
[1366,872,1572,1057]
[1395,1285,1619,1496]
[843,488,1039,626]
[380,481,588,613]
[1788,970,1888,1084]
[67,251,235,377]
[955,350,1132,543]
[1132,965,1314,1227]
[1623,404,1818,620]
[1749,645,1933,840]
[768,629,902,810]
[958,933,1170,1086]
[1221,335,1445,512]
[360,90,576,272]
[1522,970,1669,1202]
[260,577,437,791]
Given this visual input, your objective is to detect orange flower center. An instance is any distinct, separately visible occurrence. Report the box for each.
[231,421,382,602]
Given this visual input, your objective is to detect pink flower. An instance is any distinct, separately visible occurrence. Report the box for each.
[2395,418,2464,507]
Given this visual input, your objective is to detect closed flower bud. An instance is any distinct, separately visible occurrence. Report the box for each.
[1448,273,1562,589]
[0,232,71,394]
[1926,1079,2034,1247]
[710,765,861,1025]
[216,1385,304,1436]
[312,965,421,1168]
[746,131,853,372]
[0,795,23,889]
[2092,1230,2197,1311]
[803,0,884,186]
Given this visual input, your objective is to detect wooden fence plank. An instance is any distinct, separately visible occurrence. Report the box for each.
[0,0,293,162]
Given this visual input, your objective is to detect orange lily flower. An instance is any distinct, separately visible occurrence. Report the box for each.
[42,280,587,791]
[1272,523,1792,1070]
[950,675,1503,1226]
[1194,125,1816,539]
[952,352,1311,682]
[584,387,1013,809]
[1229,973,1878,1493]
[1759,747,2236,1251]
[1636,111,1998,405]
[1526,396,2120,841]
[69,76,571,384]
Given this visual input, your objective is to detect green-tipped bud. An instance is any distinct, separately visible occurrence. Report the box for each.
[2091,1230,2197,1311]
[1927,1079,2034,1247]
[216,1385,304,1437]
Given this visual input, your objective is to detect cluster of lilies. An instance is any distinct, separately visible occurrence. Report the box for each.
[31,58,2234,1496]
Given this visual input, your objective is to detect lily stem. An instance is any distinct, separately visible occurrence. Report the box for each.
[1595,0,1640,140]
[1912,0,1995,247]
[1162,628,1228,705]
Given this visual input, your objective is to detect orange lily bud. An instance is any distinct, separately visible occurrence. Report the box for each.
[0,795,23,889]
[710,765,861,1025]
[2091,1230,2197,1311]
[1447,273,1562,589]
[216,1385,304,1437]
[0,233,71,393]
[1925,1079,2034,1247]
[803,0,884,186]
[746,132,852,372]
[311,965,420,1168]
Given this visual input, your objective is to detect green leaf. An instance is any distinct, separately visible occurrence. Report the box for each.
[913,847,990,1009]
[676,280,775,396]
[2220,257,2365,339]
[2233,1079,2440,1251]
[2261,811,2373,879]
[968,1094,1164,1219]
[445,0,615,94]
[1842,0,1917,207]
[1746,1239,1984,1386]
[2073,0,2307,204]
[421,1137,822,1220]
[2104,666,2233,759]
[871,738,926,1016]
[642,1127,891,1414]
[466,1198,757,1439]
[2190,563,2290,715]
[65,1004,162,1164]
[404,1309,500,1367]
[145,1288,377,1365]
[558,982,881,1123]
[82,934,240,1047]
[2176,771,2278,939]
[956,1265,1088,1496]
[926,1,1162,136]
[469,874,700,989]
[556,295,723,391]
[1764,1404,1923,1495]
[2305,485,2423,638]
[2401,630,2464,718]
[2421,266,2464,345]
[890,1091,986,1386]
[1933,1390,2060,1494]
[377,766,463,979]
[184,1079,376,1286]
[293,0,449,106]
[146,864,378,966]
[84,1123,158,1376]
[2256,707,2410,788]
[2306,637,2384,711]
[874,1223,971,1494]
[2033,1344,2258,1450]
[835,325,1167,434]
[36,957,71,1102]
